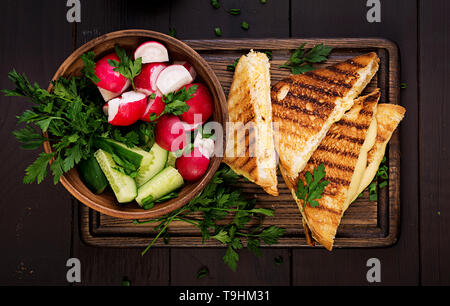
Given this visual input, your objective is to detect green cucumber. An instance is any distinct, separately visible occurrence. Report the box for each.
[78,156,108,194]
[136,143,169,187]
[136,167,184,207]
[165,151,177,168]
[93,137,143,168]
[94,149,137,203]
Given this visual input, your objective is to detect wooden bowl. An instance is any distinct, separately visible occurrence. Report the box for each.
[44,29,227,219]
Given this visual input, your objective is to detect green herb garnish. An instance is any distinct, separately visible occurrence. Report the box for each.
[261,0,267,4]
[168,28,177,38]
[107,45,142,91]
[295,163,330,211]
[210,0,220,9]
[241,21,249,30]
[280,43,333,75]
[214,27,222,37]
[264,51,273,60]
[227,58,240,72]
[274,255,283,265]
[80,52,100,84]
[197,267,209,279]
[229,8,241,15]
[134,165,285,271]
[2,70,111,184]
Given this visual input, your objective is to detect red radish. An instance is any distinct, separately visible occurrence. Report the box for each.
[134,63,167,96]
[173,61,197,80]
[94,53,130,97]
[156,65,193,95]
[194,133,216,158]
[179,83,214,125]
[108,91,147,126]
[181,121,202,132]
[155,115,187,152]
[141,95,166,122]
[176,147,210,182]
[134,41,169,64]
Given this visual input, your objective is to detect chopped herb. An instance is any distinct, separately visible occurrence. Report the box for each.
[264,51,273,60]
[229,8,241,15]
[438,211,441,216]
[241,21,249,30]
[227,58,240,72]
[107,45,142,91]
[134,165,285,271]
[280,43,333,75]
[401,82,407,89]
[274,255,283,265]
[168,28,177,38]
[210,0,220,9]
[197,267,209,279]
[214,27,222,37]
[261,0,267,3]
[295,163,330,211]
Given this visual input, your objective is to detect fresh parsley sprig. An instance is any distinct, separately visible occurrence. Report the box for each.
[134,165,286,271]
[2,70,110,184]
[80,52,100,84]
[107,45,142,91]
[280,43,333,75]
[296,163,330,211]
[148,85,197,121]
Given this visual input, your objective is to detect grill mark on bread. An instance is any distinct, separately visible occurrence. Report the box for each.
[309,158,355,173]
[272,99,329,119]
[290,81,344,98]
[334,119,370,130]
[345,59,365,68]
[305,71,353,89]
[316,145,359,159]
[324,176,351,186]
[327,65,358,78]
[325,132,365,145]
[286,92,336,110]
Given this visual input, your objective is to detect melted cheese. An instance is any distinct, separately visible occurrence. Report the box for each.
[344,116,378,210]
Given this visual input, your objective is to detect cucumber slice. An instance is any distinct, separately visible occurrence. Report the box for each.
[136,143,169,187]
[78,156,109,194]
[93,137,143,168]
[94,149,137,203]
[136,167,184,207]
[165,151,177,168]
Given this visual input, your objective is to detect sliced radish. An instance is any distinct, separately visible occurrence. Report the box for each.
[108,91,147,126]
[176,147,210,182]
[179,83,214,125]
[98,80,130,102]
[173,61,197,80]
[95,53,130,94]
[156,65,193,95]
[155,115,186,152]
[141,95,166,122]
[181,121,202,132]
[134,63,167,96]
[194,132,215,159]
[134,41,169,64]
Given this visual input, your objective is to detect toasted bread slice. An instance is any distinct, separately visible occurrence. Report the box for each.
[224,50,278,196]
[281,90,380,250]
[272,52,380,179]
[352,104,406,202]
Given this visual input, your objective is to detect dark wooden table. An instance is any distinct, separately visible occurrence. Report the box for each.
[0,0,448,286]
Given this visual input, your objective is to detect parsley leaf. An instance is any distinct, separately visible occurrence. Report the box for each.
[280,43,333,75]
[81,52,100,84]
[107,45,142,91]
[3,70,110,184]
[158,85,197,118]
[135,165,286,271]
[296,163,330,211]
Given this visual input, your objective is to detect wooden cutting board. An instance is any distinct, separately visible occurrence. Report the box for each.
[79,38,400,248]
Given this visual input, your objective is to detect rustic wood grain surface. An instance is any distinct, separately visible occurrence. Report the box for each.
[80,38,401,249]
[0,0,448,286]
